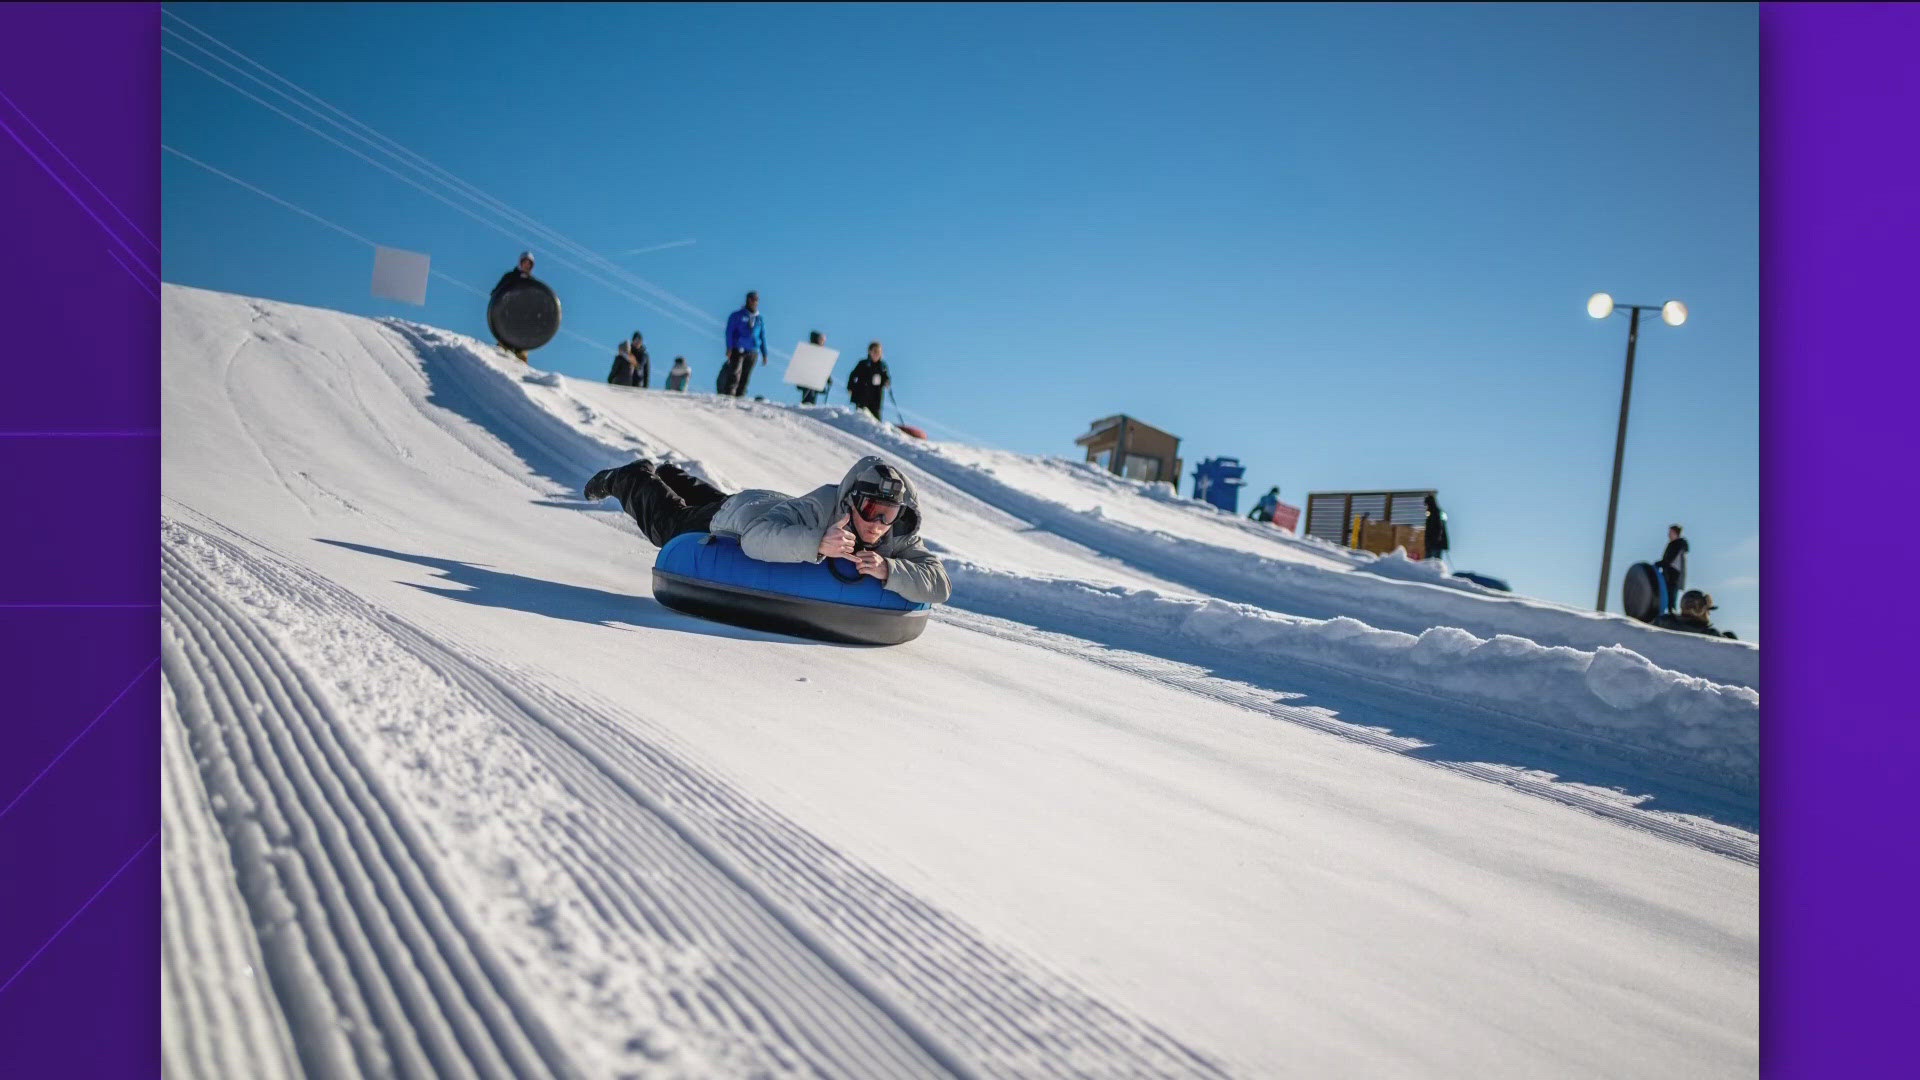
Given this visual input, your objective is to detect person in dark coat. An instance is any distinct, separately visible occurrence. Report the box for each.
[489,250,537,361]
[1423,494,1450,562]
[628,331,650,388]
[1656,524,1689,614]
[664,356,691,391]
[1249,487,1281,523]
[608,340,639,386]
[847,341,891,422]
[799,330,828,405]
[722,290,768,397]
[1652,590,1737,639]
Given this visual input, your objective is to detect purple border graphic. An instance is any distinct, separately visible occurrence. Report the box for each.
[0,2,1915,1075]
[1760,4,1920,1077]
[0,4,159,1077]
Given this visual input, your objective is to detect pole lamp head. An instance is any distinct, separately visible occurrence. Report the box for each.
[1661,300,1688,326]
[1587,292,1615,319]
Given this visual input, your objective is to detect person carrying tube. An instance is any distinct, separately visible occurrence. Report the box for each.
[1250,486,1281,523]
[489,250,537,361]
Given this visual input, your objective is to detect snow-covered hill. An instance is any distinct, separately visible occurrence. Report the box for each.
[162,285,1757,1078]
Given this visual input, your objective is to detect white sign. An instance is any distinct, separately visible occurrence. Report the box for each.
[370,245,431,305]
[781,341,840,391]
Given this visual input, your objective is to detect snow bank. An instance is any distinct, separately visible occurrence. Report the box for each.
[806,408,1759,690]
[943,561,1760,796]
[1351,547,1488,593]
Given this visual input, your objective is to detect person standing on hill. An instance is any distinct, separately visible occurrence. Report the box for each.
[847,341,891,422]
[1656,524,1689,614]
[1249,486,1281,523]
[722,290,768,397]
[489,250,537,361]
[608,340,639,386]
[1423,493,1450,563]
[799,330,829,404]
[627,331,651,388]
[665,356,691,391]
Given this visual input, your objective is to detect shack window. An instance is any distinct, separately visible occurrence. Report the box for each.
[1122,454,1162,482]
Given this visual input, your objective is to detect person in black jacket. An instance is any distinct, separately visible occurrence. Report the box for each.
[847,341,890,421]
[628,331,650,388]
[1423,494,1450,563]
[1656,524,1689,614]
[608,340,637,385]
[489,250,537,361]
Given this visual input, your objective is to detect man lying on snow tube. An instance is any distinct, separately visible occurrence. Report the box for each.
[583,454,949,645]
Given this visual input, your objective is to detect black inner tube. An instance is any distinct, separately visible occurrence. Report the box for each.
[487,278,561,351]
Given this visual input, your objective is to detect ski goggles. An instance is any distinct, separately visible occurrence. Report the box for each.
[853,495,902,525]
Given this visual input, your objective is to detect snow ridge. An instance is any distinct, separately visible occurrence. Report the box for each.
[943,562,1759,801]
[802,407,1758,690]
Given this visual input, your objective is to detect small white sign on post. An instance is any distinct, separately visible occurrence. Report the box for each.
[370,245,431,306]
[781,341,840,392]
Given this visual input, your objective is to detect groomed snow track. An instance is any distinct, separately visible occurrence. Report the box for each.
[163,515,1229,1078]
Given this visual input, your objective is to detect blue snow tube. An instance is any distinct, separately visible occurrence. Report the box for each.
[651,533,931,645]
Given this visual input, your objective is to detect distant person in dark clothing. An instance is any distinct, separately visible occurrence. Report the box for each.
[848,341,891,421]
[1657,525,1689,614]
[628,331,650,388]
[489,250,537,361]
[1423,494,1450,562]
[722,290,768,397]
[799,330,828,405]
[608,340,640,386]
[1653,590,1737,639]
[1249,487,1281,522]
[665,356,691,391]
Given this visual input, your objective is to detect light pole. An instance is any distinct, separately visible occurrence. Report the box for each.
[1588,292,1688,612]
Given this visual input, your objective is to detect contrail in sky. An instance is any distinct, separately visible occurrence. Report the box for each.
[615,239,697,257]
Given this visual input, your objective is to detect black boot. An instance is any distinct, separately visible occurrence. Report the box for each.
[585,460,653,502]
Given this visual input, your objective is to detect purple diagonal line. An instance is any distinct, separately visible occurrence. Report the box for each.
[0,831,158,998]
[0,657,158,822]
[0,424,159,432]
[0,86,159,253]
[104,244,160,301]
[0,102,156,277]
[0,604,157,609]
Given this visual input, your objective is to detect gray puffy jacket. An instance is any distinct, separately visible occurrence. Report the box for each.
[708,455,952,605]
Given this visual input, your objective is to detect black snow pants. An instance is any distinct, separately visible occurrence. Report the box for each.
[724,349,760,397]
[608,461,732,547]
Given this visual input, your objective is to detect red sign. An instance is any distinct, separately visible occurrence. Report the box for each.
[1271,501,1301,532]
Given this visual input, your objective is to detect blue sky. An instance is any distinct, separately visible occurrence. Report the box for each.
[162,2,1760,639]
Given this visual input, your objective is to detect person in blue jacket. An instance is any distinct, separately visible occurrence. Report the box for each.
[721,290,768,397]
[1249,486,1281,522]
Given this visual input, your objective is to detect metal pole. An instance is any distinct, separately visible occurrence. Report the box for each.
[1595,306,1641,610]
